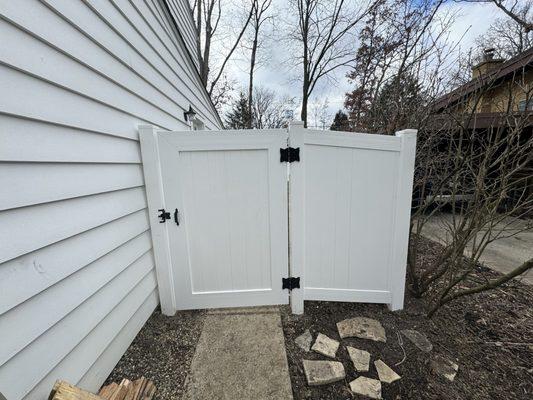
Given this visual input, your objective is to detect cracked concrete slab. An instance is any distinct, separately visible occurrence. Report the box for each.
[183,307,293,400]
[420,213,533,284]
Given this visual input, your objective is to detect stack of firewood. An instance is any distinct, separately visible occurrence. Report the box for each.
[99,378,155,400]
[49,378,155,400]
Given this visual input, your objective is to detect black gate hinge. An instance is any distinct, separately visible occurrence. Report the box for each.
[280,147,300,163]
[282,277,300,291]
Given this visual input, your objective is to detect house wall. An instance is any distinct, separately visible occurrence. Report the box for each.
[0,1,221,399]
[477,69,533,113]
[453,68,533,114]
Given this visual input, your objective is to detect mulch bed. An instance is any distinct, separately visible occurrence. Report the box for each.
[280,237,533,399]
[104,309,205,400]
[106,237,531,400]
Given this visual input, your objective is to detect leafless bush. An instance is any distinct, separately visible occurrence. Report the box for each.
[408,72,533,316]
[343,0,533,316]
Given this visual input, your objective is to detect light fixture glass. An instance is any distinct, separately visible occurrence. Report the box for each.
[184,105,197,122]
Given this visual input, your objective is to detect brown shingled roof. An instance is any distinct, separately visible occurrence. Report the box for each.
[433,46,533,112]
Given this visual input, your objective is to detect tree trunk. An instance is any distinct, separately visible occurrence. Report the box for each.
[201,25,211,86]
[248,32,258,128]
[301,91,308,127]
[301,66,309,127]
[196,0,203,78]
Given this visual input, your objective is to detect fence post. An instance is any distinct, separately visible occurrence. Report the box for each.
[389,129,417,311]
[138,125,176,316]
[288,121,305,314]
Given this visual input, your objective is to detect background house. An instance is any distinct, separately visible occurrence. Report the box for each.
[432,47,533,127]
[0,1,221,399]
[426,47,532,210]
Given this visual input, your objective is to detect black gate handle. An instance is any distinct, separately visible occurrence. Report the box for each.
[174,208,179,226]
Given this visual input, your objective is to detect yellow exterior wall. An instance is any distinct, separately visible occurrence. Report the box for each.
[458,69,533,114]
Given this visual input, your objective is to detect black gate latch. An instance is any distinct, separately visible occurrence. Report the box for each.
[158,208,170,223]
[282,277,300,291]
[280,147,300,163]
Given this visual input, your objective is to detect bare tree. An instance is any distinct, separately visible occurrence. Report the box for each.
[463,0,533,32]
[474,2,533,58]
[344,0,452,133]
[245,0,274,128]
[407,70,533,316]
[252,86,296,128]
[191,0,255,106]
[308,96,331,130]
[210,73,237,112]
[341,0,533,316]
[289,0,377,126]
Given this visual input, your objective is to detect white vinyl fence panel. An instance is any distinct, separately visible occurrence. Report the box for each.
[140,128,290,310]
[289,123,417,313]
[142,123,416,315]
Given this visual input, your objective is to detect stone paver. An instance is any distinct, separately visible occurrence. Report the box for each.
[349,377,382,399]
[346,346,370,372]
[337,317,387,342]
[295,329,313,352]
[431,355,459,382]
[401,329,433,352]
[183,307,292,400]
[303,360,345,386]
[311,333,339,358]
[374,360,401,383]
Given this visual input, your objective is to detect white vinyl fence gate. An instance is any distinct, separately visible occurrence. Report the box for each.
[140,122,416,315]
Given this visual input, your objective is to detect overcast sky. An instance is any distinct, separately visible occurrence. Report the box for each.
[217,0,502,125]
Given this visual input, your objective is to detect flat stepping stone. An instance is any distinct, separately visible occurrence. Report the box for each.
[303,360,345,386]
[431,355,459,381]
[401,329,433,352]
[311,333,339,358]
[295,329,313,352]
[349,377,382,399]
[346,346,370,372]
[374,360,401,383]
[337,317,386,342]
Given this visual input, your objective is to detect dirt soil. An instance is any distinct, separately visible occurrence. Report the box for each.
[281,237,533,400]
[104,309,205,400]
[105,237,532,400]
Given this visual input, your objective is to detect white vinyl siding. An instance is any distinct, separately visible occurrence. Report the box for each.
[0,0,221,399]
[166,0,200,69]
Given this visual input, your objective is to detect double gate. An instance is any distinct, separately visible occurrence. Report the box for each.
[140,122,416,315]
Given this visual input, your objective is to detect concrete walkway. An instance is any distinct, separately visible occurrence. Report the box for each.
[183,306,293,400]
[420,213,533,284]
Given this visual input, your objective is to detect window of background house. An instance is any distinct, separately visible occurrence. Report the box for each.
[518,99,533,112]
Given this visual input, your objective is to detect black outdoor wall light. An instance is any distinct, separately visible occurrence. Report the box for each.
[184,105,197,122]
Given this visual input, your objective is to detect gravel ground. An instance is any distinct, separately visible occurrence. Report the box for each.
[105,236,532,400]
[104,309,206,399]
[281,236,533,400]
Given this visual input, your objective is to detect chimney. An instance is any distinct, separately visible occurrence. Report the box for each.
[472,48,505,79]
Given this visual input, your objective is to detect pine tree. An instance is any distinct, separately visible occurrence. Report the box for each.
[368,74,424,133]
[330,110,350,131]
[225,92,252,129]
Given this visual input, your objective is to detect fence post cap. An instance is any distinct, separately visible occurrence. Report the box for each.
[395,129,417,137]
[289,120,305,129]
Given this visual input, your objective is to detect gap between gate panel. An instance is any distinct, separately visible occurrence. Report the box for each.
[287,122,305,314]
